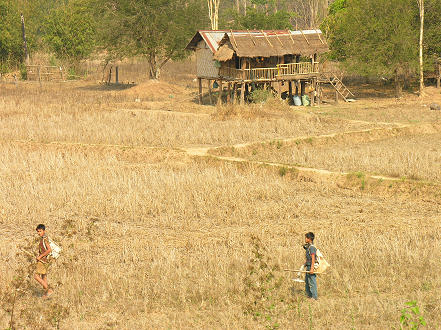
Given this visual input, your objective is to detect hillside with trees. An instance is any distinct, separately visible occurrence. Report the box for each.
[0,0,440,89]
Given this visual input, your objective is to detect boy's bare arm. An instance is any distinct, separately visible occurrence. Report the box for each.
[37,239,52,260]
[309,254,315,274]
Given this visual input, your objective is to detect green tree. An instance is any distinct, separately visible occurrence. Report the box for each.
[226,0,295,30]
[323,0,419,97]
[0,0,22,72]
[424,0,441,67]
[43,0,96,64]
[97,0,206,79]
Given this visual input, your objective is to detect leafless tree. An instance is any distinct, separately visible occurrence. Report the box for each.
[417,0,424,96]
[208,0,221,30]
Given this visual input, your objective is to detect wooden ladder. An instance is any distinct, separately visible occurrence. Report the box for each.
[328,73,354,101]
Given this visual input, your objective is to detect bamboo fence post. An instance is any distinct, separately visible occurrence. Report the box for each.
[198,78,203,104]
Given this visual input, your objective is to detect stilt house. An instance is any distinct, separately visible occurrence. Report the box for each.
[186,30,352,104]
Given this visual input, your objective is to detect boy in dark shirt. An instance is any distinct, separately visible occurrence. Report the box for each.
[34,224,53,298]
[304,232,318,300]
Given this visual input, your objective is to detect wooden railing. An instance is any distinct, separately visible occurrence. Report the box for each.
[219,66,243,80]
[277,62,319,76]
[246,67,278,81]
[219,62,319,81]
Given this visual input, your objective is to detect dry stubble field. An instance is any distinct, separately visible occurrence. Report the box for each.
[1,76,441,329]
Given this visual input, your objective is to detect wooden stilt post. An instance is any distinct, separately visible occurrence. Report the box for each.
[232,83,237,104]
[198,78,203,104]
[335,90,339,103]
[310,79,316,106]
[278,81,282,99]
[437,62,440,88]
[218,79,223,105]
[317,83,321,106]
[300,81,305,96]
[240,58,248,105]
[227,82,231,103]
[108,66,112,84]
[288,81,293,104]
[115,66,119,84]
[208,80,214,105]
[295,80,299,95]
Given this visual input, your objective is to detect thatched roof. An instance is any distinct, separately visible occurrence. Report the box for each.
[213,30,328,61]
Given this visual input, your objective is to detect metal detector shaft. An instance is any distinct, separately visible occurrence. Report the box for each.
[20,248,47,264]
[284,269,326,274]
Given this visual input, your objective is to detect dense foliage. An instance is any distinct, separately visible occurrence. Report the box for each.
[322,0,441,95]
[0,0,439,83]
[0,0,22,72]
[43,0,96,63]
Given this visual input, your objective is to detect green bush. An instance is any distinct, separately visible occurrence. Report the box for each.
[248,89,273,103]
[20,64,27,80]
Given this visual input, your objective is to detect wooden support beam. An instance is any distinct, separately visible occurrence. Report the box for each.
[218,79,223,105]
[278,81,282,98]
[229,29,238,48]
[300,30,310,46]
[232,83,237,104]
[227,82,231,103]
[287,30,296,48]
[261,30,273,48]
[208,79,214,105]
[436,60,441,88]
[246,29,256,45]
[198,78,203,104]
[240,83,245,104]
[315,29,325,44]
[288,81,293,104]
[272,30,284,46]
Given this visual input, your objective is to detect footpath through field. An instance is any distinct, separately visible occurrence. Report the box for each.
[4,119,437,185]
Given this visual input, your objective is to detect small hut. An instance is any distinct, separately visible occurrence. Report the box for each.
[185,30,336,104]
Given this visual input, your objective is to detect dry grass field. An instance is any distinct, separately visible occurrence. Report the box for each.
[1,69,441,329]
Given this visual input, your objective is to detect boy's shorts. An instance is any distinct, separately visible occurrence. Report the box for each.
[36,261,48,275]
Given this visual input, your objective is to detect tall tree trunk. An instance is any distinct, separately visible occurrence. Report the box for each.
[148,54,160,80]
[21,13,29,65]
[394,68,403,98]
[208,0,220,30]
[418,0,424,97]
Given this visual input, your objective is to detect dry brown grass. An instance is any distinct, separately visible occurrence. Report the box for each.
[1,77,441,329]
[215,123,441,182]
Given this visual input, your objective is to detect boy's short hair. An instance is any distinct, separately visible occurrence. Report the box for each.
[36,224,46,231]
[305,232,315,241]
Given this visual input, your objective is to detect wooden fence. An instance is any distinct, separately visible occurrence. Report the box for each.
[26,65,64,81]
